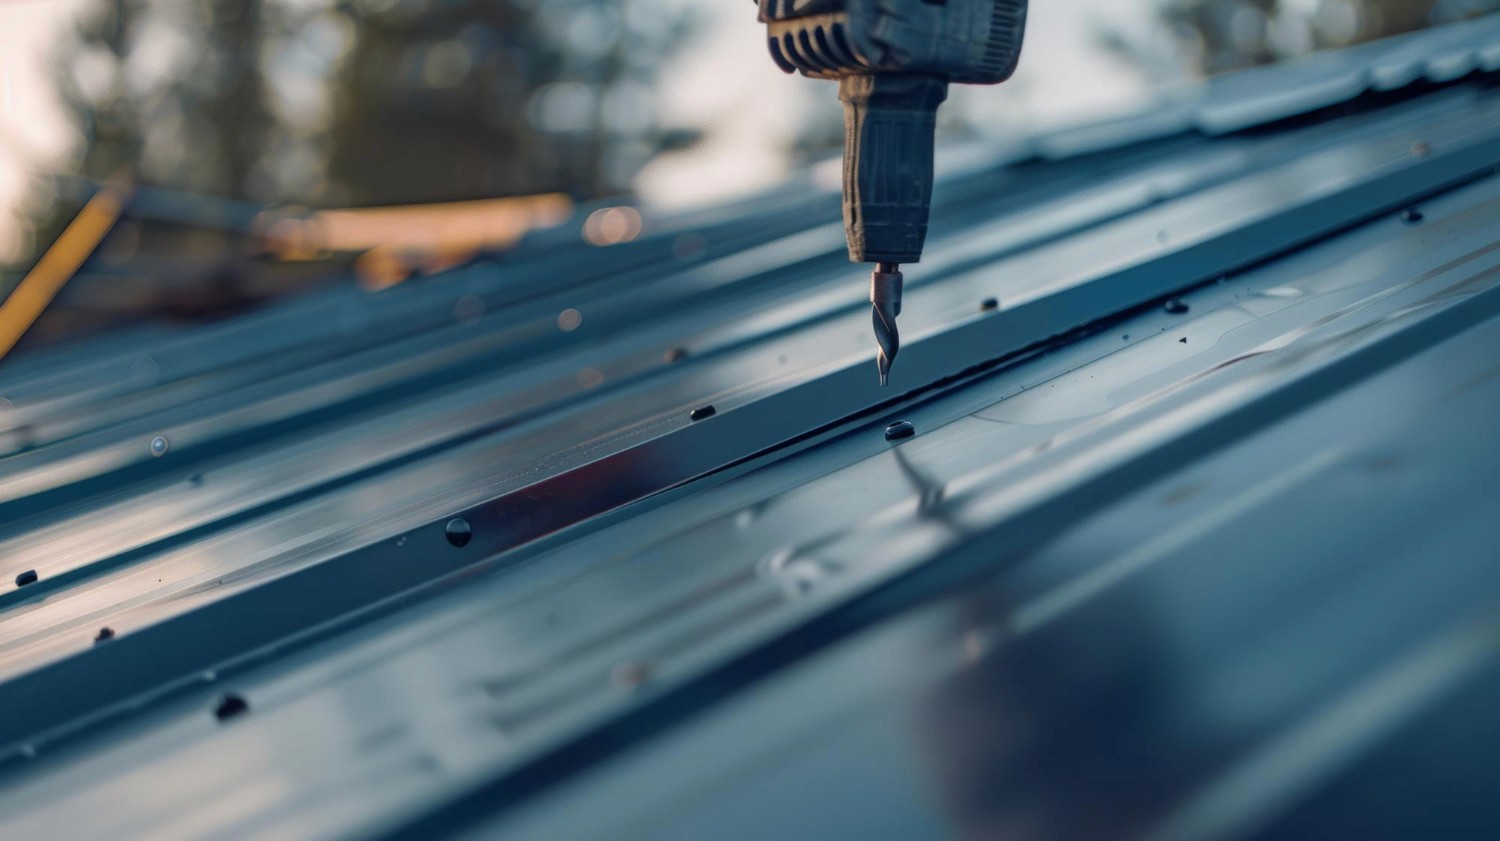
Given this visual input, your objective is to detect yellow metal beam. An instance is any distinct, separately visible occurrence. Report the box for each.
[0,182,131,361]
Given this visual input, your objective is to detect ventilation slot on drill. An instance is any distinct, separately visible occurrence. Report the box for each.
[976,0,1026,79]
[765,15,866,77]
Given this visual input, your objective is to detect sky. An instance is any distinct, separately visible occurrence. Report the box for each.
[0,0,87,263]
[0,0,1163,264]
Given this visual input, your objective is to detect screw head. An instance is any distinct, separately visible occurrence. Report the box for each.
[13,569,37,587]
[1164,298,1190,315]
[149,436,169,457]
[689,405,716,421]
[1400,208,1425,224]
[885,420,916,441]
[979,297,999,312]
[445,518,473,548]
[94,627,115,644]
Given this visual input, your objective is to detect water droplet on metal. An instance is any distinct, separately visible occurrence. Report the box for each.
[611,660,653,689]
[962,629,989,664]
[129,355,159,386]
[671,232,708,262]
[979,297,998,312]
[1400,208,1424,224]
[690,405,716,421]
[212,694,250,722]
[94,627,115,644]
[1122,334,1130,341]
[1164,298,1190,315]
[453,294,485,324]
[445,518,472,548]
[557,308,583,332]
[576,368,604,389]
[14,570,37,587]
[150,436,169,457]
[885,420,915,441]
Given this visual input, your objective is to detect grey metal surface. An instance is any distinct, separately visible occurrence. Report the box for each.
[0,19,1498,841]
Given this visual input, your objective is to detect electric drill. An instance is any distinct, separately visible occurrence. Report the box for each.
[758,0,1028,384]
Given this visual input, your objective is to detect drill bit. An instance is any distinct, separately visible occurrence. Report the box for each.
[870,262,903,386]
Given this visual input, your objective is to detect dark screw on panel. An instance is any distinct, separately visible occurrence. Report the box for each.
[14,570,37,587]
[1400,208,1425,224]
[979,297,999,312]
[445,518,472,548]
[213,694,249,722]
[1164,298,1190,315]
[885,420,916,441]
[690,405,716,421]
[94,627,115,644]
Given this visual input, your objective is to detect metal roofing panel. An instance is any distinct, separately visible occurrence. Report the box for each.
[1,20,1499,841]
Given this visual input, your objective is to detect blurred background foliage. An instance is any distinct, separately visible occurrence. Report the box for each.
[1,0,1497,353]
[33,0,698,228]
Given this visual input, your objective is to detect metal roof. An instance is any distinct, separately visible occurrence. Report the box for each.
[2,16,1500,840]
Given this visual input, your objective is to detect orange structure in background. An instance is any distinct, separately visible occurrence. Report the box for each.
[258,193,575,291]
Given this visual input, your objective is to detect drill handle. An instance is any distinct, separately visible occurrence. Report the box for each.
[838,73,949,265]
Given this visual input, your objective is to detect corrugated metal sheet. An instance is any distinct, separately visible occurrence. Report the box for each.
[2,17,1499,841]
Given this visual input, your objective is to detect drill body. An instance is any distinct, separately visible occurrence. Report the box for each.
[759,0,1028,384]
[760,0,1028,265]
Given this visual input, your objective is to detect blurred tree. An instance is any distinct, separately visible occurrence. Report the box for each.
[37,0,271,204]
[1158,0,1500,75]
[7,0,274,330]
[324,0,698,207]
[16,0,273,289]
[26,0,697,226]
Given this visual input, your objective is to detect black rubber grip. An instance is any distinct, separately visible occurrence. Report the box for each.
[838,73,949,264]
